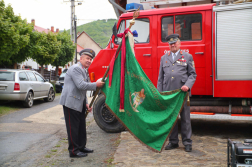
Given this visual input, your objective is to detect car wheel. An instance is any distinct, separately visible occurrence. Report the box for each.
[44,88,55,102]
[93,94,125,133]
[23,91,33,108]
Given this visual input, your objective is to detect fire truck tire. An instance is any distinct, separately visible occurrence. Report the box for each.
[93,94,125,133]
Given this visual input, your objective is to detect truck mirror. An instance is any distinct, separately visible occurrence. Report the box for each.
[112,22,117,37]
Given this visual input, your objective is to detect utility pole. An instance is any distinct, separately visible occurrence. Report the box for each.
[64,0,82,63]
[70,0,75,43]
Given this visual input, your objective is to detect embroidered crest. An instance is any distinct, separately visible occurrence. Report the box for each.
[192,61,195,68]
[166,61,167,63]
[130,89,146,112]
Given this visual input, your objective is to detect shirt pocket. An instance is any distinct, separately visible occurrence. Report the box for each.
[163,64,170,74]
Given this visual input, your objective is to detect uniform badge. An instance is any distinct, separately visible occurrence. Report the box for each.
[192,61,195,68]
[166,61,167,63]
[178,56,187,65]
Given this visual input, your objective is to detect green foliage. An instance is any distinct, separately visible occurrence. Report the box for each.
[51,30,76,67]
[31,31,61,74]
[66,19,117,48]
[0,0,34,65]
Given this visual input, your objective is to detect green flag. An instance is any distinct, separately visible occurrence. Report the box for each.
[101,32,188,152]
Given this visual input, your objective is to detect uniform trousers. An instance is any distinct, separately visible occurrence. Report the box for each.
[169,101,192,146]
[63,105,87,155]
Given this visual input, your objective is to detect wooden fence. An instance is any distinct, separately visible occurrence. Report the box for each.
[34,69,58,82]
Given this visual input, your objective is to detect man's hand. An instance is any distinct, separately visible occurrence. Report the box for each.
[86,104,92,112]
[181,85,189,92]
[96,80,105,88]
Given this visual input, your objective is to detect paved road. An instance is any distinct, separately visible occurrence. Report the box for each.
[0,96,251,167]
[0,97,64,166]
[0,96,119,167]
[113,118,252,167]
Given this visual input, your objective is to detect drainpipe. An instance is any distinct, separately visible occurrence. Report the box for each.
[108,0,126,18]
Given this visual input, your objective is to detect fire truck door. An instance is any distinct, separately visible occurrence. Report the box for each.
[157,12,208,95]
[126,17,153,82]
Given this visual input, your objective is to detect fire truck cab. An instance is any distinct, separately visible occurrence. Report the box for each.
[89,2,252,133]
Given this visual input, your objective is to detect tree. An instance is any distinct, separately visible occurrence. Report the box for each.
[51,30,76,76]
[31,31,61,76]
[0,0,33,67]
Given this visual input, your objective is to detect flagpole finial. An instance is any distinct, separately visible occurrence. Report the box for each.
[128,7,140,30]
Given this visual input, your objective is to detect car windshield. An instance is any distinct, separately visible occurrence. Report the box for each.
[60,72,66,78]
[0,71,15,81]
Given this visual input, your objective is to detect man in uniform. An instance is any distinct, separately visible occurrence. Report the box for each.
[60,49,104,158]
[157,34,197,152]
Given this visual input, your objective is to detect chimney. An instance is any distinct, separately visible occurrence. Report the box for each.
[31,19,35,26]
[51,26,54,32]
[56,28,59,33]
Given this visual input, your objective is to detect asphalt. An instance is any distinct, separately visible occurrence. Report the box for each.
[113,118,252,167]
[1,96,251,167]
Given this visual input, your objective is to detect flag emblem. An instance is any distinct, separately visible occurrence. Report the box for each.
[101,32,188,152]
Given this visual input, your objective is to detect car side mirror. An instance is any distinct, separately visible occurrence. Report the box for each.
[112,22,117,38]
[45,79,49,82]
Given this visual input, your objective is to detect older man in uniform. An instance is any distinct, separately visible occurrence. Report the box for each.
[60,49,104,158]
[157,34,196,152]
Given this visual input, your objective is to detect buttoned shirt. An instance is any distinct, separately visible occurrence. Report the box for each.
[172,50,180,61]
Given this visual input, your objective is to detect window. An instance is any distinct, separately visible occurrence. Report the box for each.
[115,20,125,44]
[35,73,45,82]
[115,18,150,44]
[19,72,29,81]
[161,16,174,42]
[26,72,37,81]
[162,14,202,42]
[0,72,15,81]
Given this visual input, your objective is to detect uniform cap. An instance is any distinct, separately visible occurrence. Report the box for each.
[79,49,95,59]
[165,34,180,44]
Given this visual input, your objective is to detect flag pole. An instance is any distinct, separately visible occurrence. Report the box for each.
[86,8,140,118]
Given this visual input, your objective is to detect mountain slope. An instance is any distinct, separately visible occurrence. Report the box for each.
[65,19,117,49]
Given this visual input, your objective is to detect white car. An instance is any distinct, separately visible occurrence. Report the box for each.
[0,69,55,107]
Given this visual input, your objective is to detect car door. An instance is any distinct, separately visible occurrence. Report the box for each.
[34,72,48,97]
[18,72,30,99]
[26,71,41,98]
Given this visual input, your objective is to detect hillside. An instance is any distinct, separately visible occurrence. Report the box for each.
[66,19,118,49]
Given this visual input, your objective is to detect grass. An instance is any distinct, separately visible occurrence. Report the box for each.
[105,157,114,164]
[55,93,61,96]
[0,93,61,117]
[0,101,23,117]
[45,155,51,158]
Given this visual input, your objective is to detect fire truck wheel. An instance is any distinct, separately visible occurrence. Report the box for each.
[93,94,125,133]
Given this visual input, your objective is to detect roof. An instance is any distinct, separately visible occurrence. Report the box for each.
[121,3,215,18]
[33,25,51,33]
[77,44,84,53]
[77,31,102,49]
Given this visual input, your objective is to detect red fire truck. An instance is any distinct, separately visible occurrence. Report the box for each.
[88,2,252,132]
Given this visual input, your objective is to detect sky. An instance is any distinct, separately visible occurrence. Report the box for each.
[3,0,117,30]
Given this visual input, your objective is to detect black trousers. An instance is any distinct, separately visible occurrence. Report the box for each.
[63,105,87,155]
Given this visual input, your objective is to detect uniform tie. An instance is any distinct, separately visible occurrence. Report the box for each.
[86,69,90,82]
[172,53,176,61]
